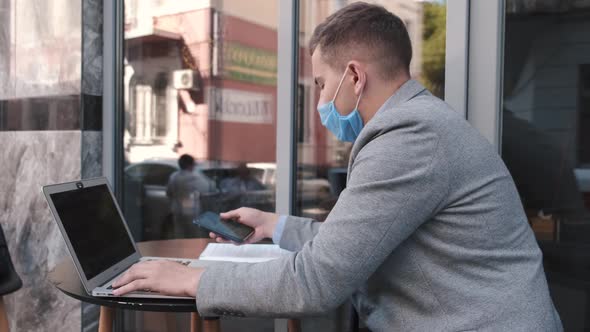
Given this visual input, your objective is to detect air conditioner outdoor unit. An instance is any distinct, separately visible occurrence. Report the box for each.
[173,69,198,90]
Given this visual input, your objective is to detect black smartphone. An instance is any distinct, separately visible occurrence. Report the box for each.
[193,211,254,243]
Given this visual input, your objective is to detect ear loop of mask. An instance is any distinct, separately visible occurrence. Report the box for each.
[332,67,349,102]
[332,66,364,110]
[355,84,364,110]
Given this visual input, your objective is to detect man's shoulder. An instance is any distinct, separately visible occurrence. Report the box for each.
[361,95,454,144]
[349,92,473,176]
[381,93,457,124]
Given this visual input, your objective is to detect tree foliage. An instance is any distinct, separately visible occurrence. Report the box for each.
[421,2,446,98]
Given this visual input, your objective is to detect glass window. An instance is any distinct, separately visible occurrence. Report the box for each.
[121,2,279,329]
[295,0,446,220]
[502,2,590,330]
[122,0,278,242]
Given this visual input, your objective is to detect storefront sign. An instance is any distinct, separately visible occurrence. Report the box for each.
[209,88,273,124]
[223,42,277,86]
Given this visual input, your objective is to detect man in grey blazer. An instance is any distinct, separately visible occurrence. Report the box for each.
[113,3,563,331]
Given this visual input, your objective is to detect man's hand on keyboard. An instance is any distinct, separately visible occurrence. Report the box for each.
[112,260,204,297]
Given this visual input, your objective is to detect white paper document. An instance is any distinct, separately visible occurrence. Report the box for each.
[199,243,291,263]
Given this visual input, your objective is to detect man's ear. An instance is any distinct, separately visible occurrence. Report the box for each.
[347,61,366,96]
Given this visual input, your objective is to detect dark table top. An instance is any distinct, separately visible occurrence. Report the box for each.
[48,238,214,312]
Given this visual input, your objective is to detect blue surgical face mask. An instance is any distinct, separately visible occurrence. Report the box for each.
[317,67,364,142]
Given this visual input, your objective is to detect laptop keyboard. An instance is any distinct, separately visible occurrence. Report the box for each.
[106,284,157,294]
[145,258,192,266]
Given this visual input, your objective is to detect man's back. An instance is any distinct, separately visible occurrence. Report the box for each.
[345,81,562,331]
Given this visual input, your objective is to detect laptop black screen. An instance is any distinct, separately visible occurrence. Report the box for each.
[50,184,135,280]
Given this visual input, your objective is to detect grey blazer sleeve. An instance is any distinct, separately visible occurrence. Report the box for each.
[277,215,322,252]
[196,122,447,317]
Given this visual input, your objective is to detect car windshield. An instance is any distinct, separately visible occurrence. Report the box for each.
[126,164,177,186]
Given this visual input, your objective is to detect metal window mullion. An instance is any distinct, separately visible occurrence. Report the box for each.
[103,0,124,198]
[103,0,116,186]
[466,0,505,151]
[276,0,298,216]
[274,1,298,331]
[444,0,470,119]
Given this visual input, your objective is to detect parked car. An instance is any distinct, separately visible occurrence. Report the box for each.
[247,162,333,206]
[123,159,272,240]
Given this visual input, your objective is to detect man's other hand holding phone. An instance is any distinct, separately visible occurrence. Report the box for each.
[210,207,280,245]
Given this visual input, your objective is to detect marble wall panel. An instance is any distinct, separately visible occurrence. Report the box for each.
[82,0,103,97]
[82,130,102,179]
[0,3,14,99]
[0,131,82,332]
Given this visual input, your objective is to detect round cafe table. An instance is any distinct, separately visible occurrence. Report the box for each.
[48,238,219,332]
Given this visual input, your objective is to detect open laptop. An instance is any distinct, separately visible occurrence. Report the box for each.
[43,177,212,299]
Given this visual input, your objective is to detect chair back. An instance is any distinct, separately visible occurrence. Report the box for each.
[0,225,22,296]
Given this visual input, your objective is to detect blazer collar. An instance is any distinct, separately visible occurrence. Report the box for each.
[375,79,427,117]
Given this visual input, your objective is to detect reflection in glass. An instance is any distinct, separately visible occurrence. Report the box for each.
[502,1,590,330]
[123,0,278,242]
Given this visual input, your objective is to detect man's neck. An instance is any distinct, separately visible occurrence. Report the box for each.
[360,74,410,125]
